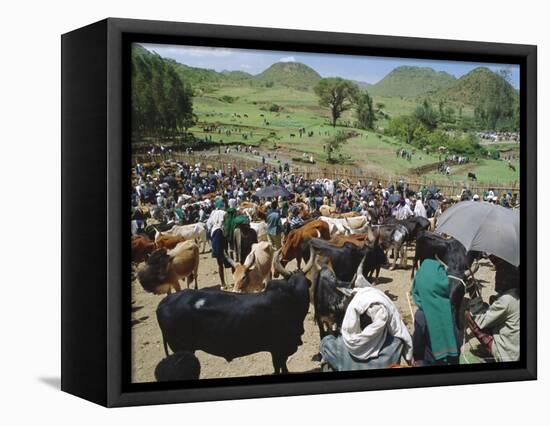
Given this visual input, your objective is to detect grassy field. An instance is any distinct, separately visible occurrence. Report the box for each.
[188,84,519,187]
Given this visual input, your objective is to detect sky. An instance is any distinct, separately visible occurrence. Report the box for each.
[140,43,520,89]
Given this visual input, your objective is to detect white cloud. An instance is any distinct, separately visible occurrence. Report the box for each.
[240,64,251,69]
[279,56,296,63]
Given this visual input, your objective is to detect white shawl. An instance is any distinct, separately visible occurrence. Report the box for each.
[341,287,413,361]
[414,200,427,218]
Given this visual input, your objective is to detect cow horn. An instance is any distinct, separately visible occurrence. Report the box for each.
[273,249,291,279]
[302,246,316,274]
[356,254,367,280]
[223,252,236,268]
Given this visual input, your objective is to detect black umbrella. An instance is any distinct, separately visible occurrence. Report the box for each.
[388,193,401,203]
[255,185,292,199]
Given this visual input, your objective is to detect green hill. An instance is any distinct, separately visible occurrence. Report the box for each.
[369,66,456,97]
[439,67,518,106]
[252,62,322,90]
[221,70,253,81]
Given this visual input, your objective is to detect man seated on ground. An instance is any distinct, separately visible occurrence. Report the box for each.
[411,259,461,366]
[320,286,412,371]
[465,255,520,362]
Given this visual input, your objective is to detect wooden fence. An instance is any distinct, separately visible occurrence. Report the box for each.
[132,152,520,198]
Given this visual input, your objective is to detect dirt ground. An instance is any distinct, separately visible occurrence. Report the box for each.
[130,246,496,383]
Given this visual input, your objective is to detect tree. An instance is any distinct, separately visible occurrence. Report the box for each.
[314,78,359,127]
[414,99,439,130]
[355,91,376,130]
[326,131,349,162]
[387,115,419,145]
[131,49,195,140]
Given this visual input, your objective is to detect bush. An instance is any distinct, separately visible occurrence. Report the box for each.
[219,95,238,103]
[269,103,282,112]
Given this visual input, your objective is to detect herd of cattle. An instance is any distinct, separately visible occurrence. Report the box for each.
[131,194,482,382]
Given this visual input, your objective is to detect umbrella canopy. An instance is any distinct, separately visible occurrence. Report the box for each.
[255,185,292,199]
[388,194,401,203]
[435,201,519,266]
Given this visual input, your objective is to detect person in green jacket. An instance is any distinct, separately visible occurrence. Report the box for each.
[411,259,461,366]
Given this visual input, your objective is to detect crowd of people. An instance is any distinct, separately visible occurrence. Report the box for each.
[131,158,520,371]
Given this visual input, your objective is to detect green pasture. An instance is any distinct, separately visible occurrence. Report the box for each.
[189,84,519,186]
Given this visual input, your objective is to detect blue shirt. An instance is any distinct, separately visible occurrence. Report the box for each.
[266,209,282,235]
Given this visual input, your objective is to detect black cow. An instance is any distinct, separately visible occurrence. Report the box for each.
[386,216,430,243]
[232,223,258,263]
[411,231,479,278]
[306,237,386,283]
[468,172,477,181]
[411,231,481,327]
[310,256,370,361]
[154,351,201,382]
[156,252,314,374]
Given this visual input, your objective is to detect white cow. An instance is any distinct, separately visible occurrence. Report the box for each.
[250,221,268,242]
[160,223,209,253]
[319,216,369,236]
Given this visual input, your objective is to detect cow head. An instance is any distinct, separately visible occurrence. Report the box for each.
[225,251,258,293]
[273,246,316,285]
[137,248,172,294]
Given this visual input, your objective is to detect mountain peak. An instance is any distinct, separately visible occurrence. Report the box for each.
[253,62,322,89]
[369,66,456,97]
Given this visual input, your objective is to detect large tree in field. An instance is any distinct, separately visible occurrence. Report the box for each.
[314,78,359,127]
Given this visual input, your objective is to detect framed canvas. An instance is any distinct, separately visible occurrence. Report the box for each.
[61,18,537,407]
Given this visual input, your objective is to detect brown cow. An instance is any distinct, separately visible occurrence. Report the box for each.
[131,235,155,263]
[155,234,187,250]
[137,240,200,295]
[281,220,330,269]
[330,233,369,248]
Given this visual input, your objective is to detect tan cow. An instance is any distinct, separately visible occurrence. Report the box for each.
[224,241,274,293]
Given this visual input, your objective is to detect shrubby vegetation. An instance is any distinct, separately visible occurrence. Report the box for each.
[131,49,195,140]
[386,98,484,156]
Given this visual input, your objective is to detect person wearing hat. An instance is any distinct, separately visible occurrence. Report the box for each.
[206,198,231,288]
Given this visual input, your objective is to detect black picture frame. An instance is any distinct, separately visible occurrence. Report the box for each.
[61,17,537,407]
